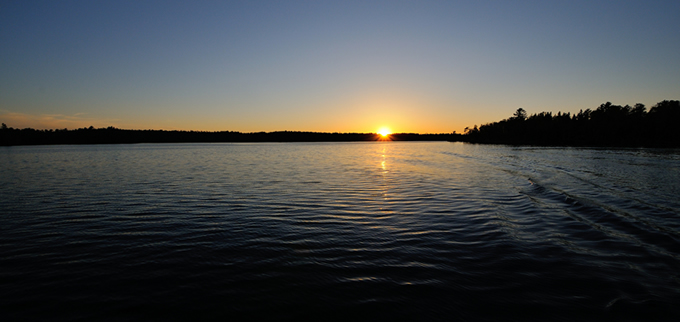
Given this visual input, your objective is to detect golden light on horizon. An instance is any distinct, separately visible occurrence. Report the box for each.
[377,127,392,137]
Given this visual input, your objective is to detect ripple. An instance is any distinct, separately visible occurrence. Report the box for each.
[1,143,680,320]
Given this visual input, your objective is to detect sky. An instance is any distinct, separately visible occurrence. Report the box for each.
[1,0,679,134]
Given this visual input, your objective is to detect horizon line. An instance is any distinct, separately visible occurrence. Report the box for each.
[0,124,457,136]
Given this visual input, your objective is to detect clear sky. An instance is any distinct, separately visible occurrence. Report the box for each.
[1,0,679,133]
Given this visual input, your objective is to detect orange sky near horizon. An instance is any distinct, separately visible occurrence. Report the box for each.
[0,108,466,134]
[1,89,482,133]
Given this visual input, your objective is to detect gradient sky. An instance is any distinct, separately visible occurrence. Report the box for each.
[1,0,679,133]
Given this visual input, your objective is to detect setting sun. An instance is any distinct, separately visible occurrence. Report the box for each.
[377,128,392,137]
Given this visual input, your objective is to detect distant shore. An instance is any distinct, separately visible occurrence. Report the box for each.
[3,100,678,147]
[0,127,460,146]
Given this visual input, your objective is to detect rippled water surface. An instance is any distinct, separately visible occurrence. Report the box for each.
[2,142,680,321]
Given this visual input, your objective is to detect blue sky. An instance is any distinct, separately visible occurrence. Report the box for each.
[1,0,678,133]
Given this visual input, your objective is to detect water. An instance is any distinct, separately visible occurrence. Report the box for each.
[1,142,679,321]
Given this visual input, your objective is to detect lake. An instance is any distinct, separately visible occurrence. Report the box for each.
[1,142,679,321]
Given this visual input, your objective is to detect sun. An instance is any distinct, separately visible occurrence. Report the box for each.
[377,127,392,137]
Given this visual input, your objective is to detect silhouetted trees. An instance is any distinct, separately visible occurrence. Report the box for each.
[0,126,461,146]
[4,100,677,147]
[461,100,680,147]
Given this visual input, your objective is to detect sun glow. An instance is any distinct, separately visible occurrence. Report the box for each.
[377,128,392,137]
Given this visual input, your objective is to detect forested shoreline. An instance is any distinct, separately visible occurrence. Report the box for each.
[2,100,678,147]
[460,100,680,147]
[0,126,457,146]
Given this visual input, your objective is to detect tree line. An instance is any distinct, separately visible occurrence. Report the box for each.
[3,99,678,147]
[460,100,680,147]
[0,125,457,146]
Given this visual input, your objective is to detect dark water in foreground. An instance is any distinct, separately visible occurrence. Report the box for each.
[1,142,680,321]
